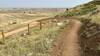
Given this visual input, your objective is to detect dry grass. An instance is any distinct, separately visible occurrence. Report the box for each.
[0,19,68,56]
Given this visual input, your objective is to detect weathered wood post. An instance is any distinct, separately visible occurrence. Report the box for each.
[40,21,42,30]
[1,30,5,43]
[28,24,30,35]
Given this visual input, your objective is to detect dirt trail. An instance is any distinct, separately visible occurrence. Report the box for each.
[0,17,50,38]
[0,22,39,38]
[51,19,82,56]
[22,17,50,24]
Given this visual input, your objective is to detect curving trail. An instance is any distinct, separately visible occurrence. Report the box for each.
[51,19,82,56]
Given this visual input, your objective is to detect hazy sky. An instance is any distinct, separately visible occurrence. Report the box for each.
[0,0,92,8]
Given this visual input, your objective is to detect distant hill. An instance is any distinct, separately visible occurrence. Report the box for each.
[0,8,66,13]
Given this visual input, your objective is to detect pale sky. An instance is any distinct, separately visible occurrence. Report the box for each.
[0,0,93,8]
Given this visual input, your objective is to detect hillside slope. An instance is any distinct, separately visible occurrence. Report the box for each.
[62,1,100,23]
[59,1,100,56]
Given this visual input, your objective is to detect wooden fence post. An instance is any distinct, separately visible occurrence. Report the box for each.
[1,30,5,43]
[28,24,30,35]
[40,21,42,30]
